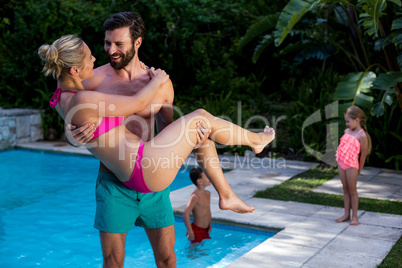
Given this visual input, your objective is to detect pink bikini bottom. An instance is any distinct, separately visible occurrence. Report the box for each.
[122,142,154,193]
[337,159,358,171]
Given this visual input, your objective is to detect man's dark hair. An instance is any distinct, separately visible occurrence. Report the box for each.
[103,12,146,43]
[190,167,203,186]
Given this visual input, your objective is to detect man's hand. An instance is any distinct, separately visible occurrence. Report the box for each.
[65,123,95,147]
[194,121,211,149]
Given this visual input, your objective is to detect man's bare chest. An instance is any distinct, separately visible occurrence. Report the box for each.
[96,77,149,96]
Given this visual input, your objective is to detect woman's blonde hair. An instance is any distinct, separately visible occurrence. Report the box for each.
[38,35,85,80]
[345,105,372,154]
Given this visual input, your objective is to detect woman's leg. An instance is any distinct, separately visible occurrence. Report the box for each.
[142,109,274,206]
[346,168,359,225]
[335,166,351,223]
[194,139,255,213]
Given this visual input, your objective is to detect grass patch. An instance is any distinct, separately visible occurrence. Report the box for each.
[254,166,402,215]
[254,166,402,267]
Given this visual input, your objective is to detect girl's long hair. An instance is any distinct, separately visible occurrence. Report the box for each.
[345,106,372,154]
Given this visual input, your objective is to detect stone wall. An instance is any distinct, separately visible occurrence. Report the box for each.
[0,108,44,150]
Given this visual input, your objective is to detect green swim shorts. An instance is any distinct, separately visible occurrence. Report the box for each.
[94,170,175,233]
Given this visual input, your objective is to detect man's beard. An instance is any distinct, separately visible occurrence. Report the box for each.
[108,46,135,70]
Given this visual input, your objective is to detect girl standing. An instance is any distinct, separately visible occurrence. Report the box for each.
[335,106,371,225]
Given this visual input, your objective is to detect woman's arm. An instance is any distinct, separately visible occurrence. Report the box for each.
[74,68,169,118]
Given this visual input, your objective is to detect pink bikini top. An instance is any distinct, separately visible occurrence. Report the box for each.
[49,88,123,140]
[336,129,363,165]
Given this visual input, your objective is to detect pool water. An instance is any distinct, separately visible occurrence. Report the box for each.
[0,149,274,267]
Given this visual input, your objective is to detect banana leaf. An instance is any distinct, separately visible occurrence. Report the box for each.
[394,31,402,48]
[252,34,275,63]
[372,71,402,90]
[359,0,387,37]
[387,0,402,6]
[334,72,376,114]
[371,88,394,116]
[238,15,277,51]
[392,17,402,30]
[371,71,402,116]
[374,35,394,51]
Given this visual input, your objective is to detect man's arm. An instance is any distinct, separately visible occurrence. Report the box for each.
[155,79,174,133]
[65,123,95,147]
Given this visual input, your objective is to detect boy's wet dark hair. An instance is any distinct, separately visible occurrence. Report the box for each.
[190,167,203,186]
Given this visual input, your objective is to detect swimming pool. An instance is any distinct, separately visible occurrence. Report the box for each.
[0,149,274,267]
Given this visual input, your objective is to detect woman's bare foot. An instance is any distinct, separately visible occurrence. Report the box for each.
[252,126,275,154]
[350,218,359,226]
[219,194,256,214]
[335,215,350,223]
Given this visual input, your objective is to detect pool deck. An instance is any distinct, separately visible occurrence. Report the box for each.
[17,141,402,268]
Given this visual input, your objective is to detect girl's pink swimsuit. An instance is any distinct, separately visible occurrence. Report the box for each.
[50,88,152,193]
[336,129,363,170]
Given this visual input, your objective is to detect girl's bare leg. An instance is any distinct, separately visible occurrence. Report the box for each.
[143,109,274,193]
[346,168,359,225]
[335,166,351,223]
[194,139,255,213]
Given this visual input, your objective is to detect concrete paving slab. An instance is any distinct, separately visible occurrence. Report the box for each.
[303,247,383,268]
[227,249,301,268]
[251,211,307,229]
[360,167,382,178]
[310,206,365,221]
[391,188,402,200]
[358,182,400,200]
[375,171,402,180]
[371,175,402,186]
[268,231,335,248]
[359,211,402,228]
[285,217,350,236]
[228,240,320,267]
[248,197,295,211]
[270,201,325,217]
[314,175,402,201]
[342,224,402,241]
[325,233,396,259]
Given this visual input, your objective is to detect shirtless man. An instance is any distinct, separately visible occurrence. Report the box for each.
[70,12,207,267]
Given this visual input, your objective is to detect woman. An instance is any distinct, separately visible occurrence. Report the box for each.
[38,35,275,213]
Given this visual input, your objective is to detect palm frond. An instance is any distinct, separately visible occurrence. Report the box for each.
[274,0,320,46]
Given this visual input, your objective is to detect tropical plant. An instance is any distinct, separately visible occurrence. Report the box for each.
[239,0,402,117]
[239,0,402,168]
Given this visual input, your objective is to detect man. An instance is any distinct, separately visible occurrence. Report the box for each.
[69,12,207,267]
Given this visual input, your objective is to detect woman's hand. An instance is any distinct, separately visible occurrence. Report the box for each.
[194,121,211,149]
[148,67,169,84]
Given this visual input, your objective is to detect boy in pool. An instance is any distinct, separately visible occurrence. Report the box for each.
[183,167,212,243]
